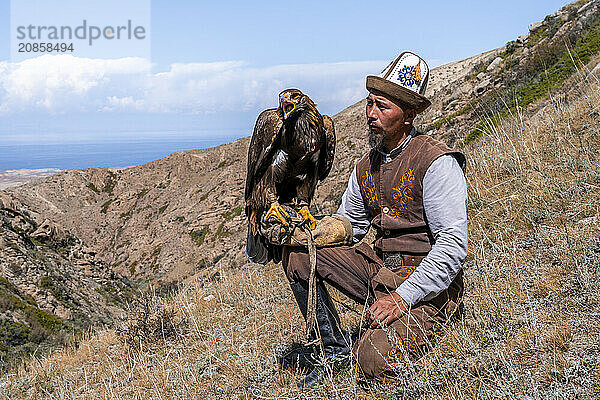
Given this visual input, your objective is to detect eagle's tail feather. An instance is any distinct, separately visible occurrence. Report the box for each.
[246,223,271,264]
[246,223,283,264]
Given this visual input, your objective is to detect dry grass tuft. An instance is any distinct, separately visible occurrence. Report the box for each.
[116,290,188,348]
[1,70,600,400]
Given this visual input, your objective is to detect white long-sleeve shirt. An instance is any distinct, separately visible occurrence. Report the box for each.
[336,132,468,307]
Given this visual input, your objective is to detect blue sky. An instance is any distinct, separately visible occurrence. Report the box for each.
[146,1,570,69]
[0,0,572,144]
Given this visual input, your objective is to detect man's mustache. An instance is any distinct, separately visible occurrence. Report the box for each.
[368,124,383,134]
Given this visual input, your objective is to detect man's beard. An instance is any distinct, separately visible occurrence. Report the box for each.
[368,128,385,150]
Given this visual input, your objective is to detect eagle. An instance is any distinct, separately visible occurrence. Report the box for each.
[245,88,336,264]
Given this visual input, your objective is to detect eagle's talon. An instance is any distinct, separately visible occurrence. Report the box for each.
[298,207,318,230]
[263,203,291,226]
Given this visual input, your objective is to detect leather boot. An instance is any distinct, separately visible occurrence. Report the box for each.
[289,281,351,390]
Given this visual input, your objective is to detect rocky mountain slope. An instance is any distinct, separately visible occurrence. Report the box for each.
[421,0,600,144]
[0,191,132,370]
[1,0,599,373]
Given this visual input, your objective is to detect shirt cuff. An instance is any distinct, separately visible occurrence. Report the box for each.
[395,281,426,308]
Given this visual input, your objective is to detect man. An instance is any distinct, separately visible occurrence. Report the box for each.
[282,51,468,388]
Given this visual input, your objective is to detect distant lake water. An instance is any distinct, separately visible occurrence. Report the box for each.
[0,136,241,170]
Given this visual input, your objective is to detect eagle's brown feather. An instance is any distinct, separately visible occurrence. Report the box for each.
[319,115,336,181]
[245,89,336,264]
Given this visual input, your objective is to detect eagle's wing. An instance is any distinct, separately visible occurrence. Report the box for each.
[318,114,336,181]
[244,108,283,204]
[245,108,284,265]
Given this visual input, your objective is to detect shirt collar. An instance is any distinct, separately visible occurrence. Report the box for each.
[377,127,417,162]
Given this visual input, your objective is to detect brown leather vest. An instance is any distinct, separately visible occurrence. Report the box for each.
[356,134,465,256]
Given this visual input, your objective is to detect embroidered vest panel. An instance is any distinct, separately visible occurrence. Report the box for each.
[356,134,465,255]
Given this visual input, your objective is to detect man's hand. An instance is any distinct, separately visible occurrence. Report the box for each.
[366,292,408,329]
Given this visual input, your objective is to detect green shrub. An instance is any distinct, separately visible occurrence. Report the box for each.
[190,226,210,246]
[199,187,215,202]
[0,320,32,348]
[431,103,474,129]
[102,171,118,195]
[222,206,243,221]
[136,188,149,199]
[464,18,600,145]
[101,199,114,214]
[215,221,230,239]
[129,260,138,275]
[39,276,69,304]
[120,209,132,219]
[87,182,100,193]
[0,288,67,334]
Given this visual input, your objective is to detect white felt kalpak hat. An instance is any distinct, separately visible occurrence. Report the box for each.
[366,51,431,113]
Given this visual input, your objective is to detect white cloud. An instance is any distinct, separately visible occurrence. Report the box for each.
[0,55,385,116]
[0,55,151,113]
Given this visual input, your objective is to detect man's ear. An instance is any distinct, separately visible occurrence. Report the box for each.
[404,109,417,125]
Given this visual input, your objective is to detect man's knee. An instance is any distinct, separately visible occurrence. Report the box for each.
[282,247,311,283]
[353,313,430,379]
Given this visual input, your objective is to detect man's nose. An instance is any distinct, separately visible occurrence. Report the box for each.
[366,105,377,120]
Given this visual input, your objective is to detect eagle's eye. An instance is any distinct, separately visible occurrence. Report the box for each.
[291,93,301,101]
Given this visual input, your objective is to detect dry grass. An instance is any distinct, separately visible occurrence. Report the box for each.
[2,72,600,399]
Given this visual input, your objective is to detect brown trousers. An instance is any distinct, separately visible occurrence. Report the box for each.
[282,242,463,379]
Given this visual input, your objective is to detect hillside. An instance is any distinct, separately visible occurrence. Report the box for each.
[2,45,599,400]
[0,0,599,396]
[0,191,132,372]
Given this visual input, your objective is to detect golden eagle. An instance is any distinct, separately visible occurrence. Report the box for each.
[245,88,335,264]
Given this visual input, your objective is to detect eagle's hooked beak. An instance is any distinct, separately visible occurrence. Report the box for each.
[282,101,295,118]
[279,92,296,119]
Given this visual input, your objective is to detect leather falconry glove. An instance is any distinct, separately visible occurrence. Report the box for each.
[287,215,353,247]
[261,205,353,247]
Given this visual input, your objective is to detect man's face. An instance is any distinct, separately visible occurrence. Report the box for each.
[365,91,414,150]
